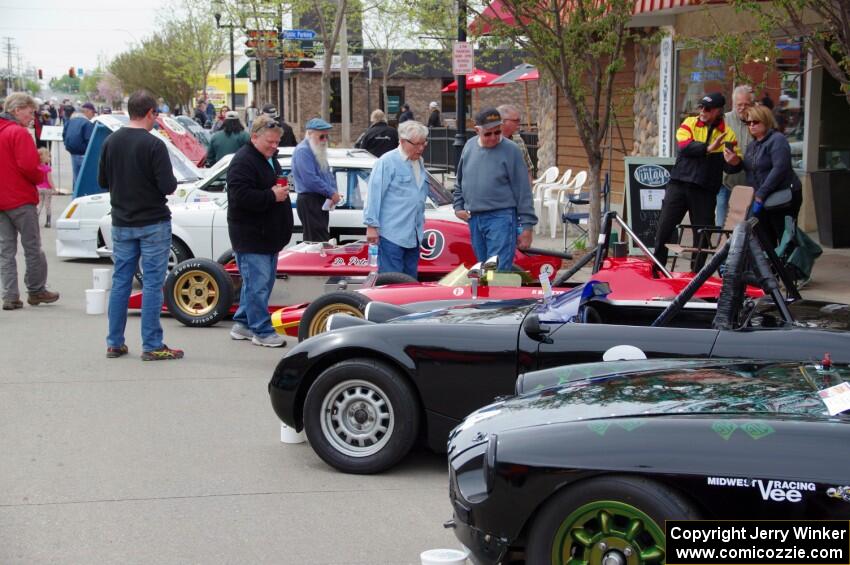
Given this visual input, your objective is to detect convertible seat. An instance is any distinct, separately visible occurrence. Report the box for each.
[665,185,754,271]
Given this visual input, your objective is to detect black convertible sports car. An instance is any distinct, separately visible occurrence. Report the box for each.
[446,358,850,564]
[268,221,850,474]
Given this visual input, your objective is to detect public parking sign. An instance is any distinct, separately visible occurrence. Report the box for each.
[281,29,316,41]
[452,41,474,75]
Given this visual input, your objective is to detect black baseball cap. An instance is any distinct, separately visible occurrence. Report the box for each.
[261,104,279,118]
[475,107,502,129]
[697,92,726,110]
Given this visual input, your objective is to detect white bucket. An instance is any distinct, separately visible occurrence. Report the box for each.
[420,548,470,565]
[280,422,306,444]
[85,288,107,315]
[92,268,112,290]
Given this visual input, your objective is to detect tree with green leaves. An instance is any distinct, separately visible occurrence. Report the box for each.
[472,0,640,241]
[48,75,80,94]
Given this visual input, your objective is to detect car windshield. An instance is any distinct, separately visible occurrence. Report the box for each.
[427,174,453,206]
[534,281,611,323]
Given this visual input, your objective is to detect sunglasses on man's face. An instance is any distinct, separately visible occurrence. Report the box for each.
[482,129,502,138]
[262,121,281,129]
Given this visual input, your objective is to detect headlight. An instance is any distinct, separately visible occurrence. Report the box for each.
[452,434,497,503]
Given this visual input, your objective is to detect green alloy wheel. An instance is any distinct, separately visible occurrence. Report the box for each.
[550,500,665,564]
[526,476,699,565]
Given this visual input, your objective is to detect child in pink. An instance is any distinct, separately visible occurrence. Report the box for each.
[36,147,56,228]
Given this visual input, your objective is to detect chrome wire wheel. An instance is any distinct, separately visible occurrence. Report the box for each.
[172,269,220,317]
[319,379,395,458]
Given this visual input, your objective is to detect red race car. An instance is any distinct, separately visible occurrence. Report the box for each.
[272,211,773,340]
[129,219,563,327]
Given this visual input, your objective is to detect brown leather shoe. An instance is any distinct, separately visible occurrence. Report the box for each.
[2,299,23,310]
[27,290,60,306]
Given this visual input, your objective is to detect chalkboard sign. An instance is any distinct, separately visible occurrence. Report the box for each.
[624,156,675,254]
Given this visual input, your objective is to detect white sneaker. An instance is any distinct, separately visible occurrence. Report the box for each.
[252,333,286,348]
[230,323,253,341]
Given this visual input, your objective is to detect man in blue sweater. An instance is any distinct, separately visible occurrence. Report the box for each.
[63,102,96,188]
[291,118,340,241]
[453,108,536,271]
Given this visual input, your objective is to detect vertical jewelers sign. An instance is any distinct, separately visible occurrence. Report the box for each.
[453,41,474,76]
[658,34,674,158]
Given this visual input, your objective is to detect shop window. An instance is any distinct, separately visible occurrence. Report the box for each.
[330,77,354,124]
[379,86,405,124]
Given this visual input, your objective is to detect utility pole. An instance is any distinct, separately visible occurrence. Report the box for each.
[340,8,350,145]
[453,0,467,169]
[2,37,14,96]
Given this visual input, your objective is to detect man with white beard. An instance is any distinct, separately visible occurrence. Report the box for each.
[291,118,341,242]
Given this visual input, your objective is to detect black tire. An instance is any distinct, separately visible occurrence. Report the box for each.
[298,291,372,342]
[132,237,192,285]
[164,258,235,327]
[713,224,749,330]
[373,271,418,286]
[526,475,700,565]
[303,358,419,474]
[216,248,236,266]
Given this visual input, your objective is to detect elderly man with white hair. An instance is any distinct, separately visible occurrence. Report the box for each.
[363,120,431,278]
[717,84,754,226]
[291,117,341,242]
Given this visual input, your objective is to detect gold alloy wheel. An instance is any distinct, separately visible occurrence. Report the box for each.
[307,303,363,338]
[172,269,220,317]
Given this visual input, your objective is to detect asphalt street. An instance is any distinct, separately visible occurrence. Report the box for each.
[0,195,461,564]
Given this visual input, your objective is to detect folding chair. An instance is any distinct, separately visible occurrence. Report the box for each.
[665,185,754,271]
[557,171,597,247]
[531,167,560,235]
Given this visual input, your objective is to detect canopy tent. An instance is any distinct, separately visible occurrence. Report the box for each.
[442,68,504,120]
[490,63,539,129]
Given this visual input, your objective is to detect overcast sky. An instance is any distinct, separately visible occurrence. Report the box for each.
[1,0,172,81]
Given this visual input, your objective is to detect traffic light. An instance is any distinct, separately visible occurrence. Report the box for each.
[37,69,43,80]
[68,67,76,78]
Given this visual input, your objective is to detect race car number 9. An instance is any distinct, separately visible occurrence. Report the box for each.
[419,229,445,261]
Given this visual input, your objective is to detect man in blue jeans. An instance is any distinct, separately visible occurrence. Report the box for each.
[453,108,536,270]
[226,115,293,347]
[363,120,430,278]
[98,90,183,361]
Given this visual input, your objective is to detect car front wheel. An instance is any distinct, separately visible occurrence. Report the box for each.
[526,476,699,565]
[164,258,235,327]
[303,358,419,474]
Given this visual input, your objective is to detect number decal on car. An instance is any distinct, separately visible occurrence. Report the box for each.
[420,229,445,261]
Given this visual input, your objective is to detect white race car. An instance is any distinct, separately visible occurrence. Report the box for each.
[98,148,462,267]
[55,114,209,259]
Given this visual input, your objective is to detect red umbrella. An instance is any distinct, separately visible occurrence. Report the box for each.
[441,68,504,92]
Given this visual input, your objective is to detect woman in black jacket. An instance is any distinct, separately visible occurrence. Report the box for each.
[723,103,802,247]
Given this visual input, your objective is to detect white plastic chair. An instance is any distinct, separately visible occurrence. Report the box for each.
[535,170,571,235]
[545,170,587,239]
[531,167,559,234]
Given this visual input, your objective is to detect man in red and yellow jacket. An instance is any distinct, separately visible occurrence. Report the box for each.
[0,92,60,310]
[653,92,742,269]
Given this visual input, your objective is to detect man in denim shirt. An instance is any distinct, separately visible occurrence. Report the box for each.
[363,121,430,278]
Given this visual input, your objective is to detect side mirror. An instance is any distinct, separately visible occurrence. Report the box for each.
[467,262,483,281]
[523,313,551,342]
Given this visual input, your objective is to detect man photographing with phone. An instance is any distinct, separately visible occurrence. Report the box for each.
[653,92,741,270]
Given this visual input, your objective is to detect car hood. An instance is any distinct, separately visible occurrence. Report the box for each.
[451,359,850,447]
[387,298,539,327]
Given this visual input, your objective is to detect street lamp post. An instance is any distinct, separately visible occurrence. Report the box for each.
[454,0,468,169]
[212,0,236,109]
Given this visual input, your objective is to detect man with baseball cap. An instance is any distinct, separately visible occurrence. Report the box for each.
[291,117,340,241]
[261,104,297,147]
[62,101,97,188]
[453,107,536,271]
[652,91,741,270]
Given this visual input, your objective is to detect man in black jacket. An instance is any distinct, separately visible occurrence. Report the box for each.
[226,115,293,347]
[99,90,182,361]
[356,109,398,157]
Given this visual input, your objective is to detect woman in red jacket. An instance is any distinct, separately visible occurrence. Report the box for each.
[0,92,60,310]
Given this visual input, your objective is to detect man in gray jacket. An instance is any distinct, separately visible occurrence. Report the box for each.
[453,107,536,271]
[716,85,753,226]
